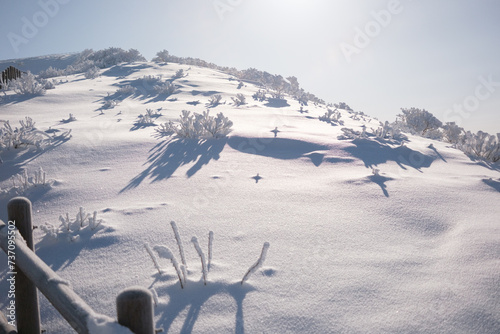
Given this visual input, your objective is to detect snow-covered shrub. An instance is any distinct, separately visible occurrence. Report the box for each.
[458,131,500,162]
[102,99,118,109]
[139,75,163,91]
[136,109,159,126]
[334,102,353,111]
[396,107,443,137]
[12,167,46,189]
[116,85,136,95]
[337,126,368,140]
[373,121,403,140]
[208,94,222,107]
[319,108,344,125]
[155,110,233,139]
[153,81,176,96]
[39,207,103,242]
[232,93,246,106]
[84,66,100,79]
[0,167,51,198]
[39,78,56,90]
[38,66,65,79]
[172,69,184,79]
[0,117,51,150]
[10,72,46,96]
[62,113,77,123]
[252,89,267,102]
[442,122,465,145]
[76,47,146,68]
[152,49,170,63]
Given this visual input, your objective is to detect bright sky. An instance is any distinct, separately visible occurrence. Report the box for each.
[1,0,499,134]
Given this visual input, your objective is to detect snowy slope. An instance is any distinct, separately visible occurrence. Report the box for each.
[0,53,80,75]
[0,60,499,333]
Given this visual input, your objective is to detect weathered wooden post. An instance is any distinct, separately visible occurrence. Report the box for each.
[7,197,41,334]
[116,287,155,334]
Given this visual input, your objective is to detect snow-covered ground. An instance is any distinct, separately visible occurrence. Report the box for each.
[1,59,499,333]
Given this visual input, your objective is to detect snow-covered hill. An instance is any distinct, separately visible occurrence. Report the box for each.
[0,57,499,333]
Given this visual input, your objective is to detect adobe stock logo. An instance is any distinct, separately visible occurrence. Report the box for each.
[7,0,72,54]
[442,75,500,125]
[213,0,243,21]
[340,0,407,63]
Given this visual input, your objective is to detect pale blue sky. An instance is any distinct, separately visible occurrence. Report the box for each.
[1,0,499,133]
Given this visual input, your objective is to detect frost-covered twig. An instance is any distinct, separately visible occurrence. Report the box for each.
[170,221,187,269]
[154,245,184,288]
[145,243,163,275]
[208,231,214,271]
[192,236,208,285]
[241,242,270,285]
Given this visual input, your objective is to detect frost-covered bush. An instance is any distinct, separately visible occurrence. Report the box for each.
[84,66,100,79]
[252,89,267,102]
[136,109,162,126]
[152,49,170,63]
[11,72,46,96]
[208,94,222,107]
[39,207,103,242]
[0,117,51,150]
[38,66,65,79]
[442,122,465,145]
[12,167,46,189]
[76,47,146,68]
[39,78,56,90]
[173,69,184,79]
[337,126,368,140]
[232,93,246,106]
[373,121,403,140]
[334,102,353,111]
[396,107,443,137]
[156,110,233,139]
[116,85,136,95]
[319,108,344,125]
[458,131,500,163]
[102,99,118,109]
[153,82,176,96]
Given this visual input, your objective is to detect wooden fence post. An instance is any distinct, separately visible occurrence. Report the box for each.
[116,287,155,334]
[7,197,41,334]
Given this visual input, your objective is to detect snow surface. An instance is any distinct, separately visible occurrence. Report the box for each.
[0,58,499,333]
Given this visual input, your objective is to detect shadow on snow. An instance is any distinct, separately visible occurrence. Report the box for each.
[121,138,226,192]
[227,136,354,166]
[151,279,255,334]
[343,138,435,172]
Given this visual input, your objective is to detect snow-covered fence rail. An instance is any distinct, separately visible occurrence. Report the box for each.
[0,197,155,334]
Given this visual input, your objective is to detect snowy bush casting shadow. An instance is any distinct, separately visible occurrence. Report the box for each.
[35,223,118,271]
[343,138,435,171]
[121,138,226,191]
[482,178,500,192]
[228,136,353,167]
